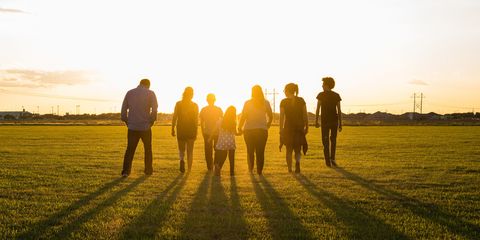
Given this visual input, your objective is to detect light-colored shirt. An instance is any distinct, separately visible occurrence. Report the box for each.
[121,85,158,131]
[200,105,223,135]
[242,99,272,130]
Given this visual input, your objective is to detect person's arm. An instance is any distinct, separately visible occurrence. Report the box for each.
[171,103,178,136]
[121,93,129,126]
[199,109,205,136]
[337,101,342,132]
[303,103,309,134]
[279,105,285,135]
[238,103,247,134]
[194,104,199,137]
[315,99,321,128]
[266,101,273,129]
[150,92,158,127]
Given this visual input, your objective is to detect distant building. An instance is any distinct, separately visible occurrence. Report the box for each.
[0,110,33,120]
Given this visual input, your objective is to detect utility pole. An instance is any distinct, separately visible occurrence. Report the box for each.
[264,88,279,123]
[412,93,425,119]
[57,105,60,116]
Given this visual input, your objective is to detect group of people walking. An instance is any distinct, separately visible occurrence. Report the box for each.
[120,78,342,177]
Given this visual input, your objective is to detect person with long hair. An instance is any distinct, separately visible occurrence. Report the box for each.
[238,85,273,175]
[279,83,309,173]
[213,106,239,176]
[172,87,198,173]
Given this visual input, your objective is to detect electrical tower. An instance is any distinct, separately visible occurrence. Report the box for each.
[264,88,279,122]
[412,93,425,119]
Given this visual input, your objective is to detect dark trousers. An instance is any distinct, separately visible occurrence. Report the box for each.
[214,149,235,175]
[203,134,218,171]
[244,129,268,174]
[122,129,153,175]
[321,125,338,161]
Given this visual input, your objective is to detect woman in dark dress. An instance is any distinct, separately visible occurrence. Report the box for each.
[172,87,198,173]
[279,83,309,173]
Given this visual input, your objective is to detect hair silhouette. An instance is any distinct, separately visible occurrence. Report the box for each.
[322,77,335,89]
[182,87,194,102]
[251,85,265,108]
[140,79,150,88]
[222,106,237,133]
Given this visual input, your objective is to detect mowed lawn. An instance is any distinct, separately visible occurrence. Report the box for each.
[0,126,479,239]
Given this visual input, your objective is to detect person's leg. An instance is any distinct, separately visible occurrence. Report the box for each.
[203,134,213,171]
[321,126,331,167]
[228,150,235,176]
[186,139,195,171]
[214,150,227,176]
[178,139,186,173]
[294,146,302,173]
[330,125,338,166]
[255,129,268,175]
[140,129,153,175]
[286,145,293,173]
[122,130,141,176]
[243,130,255,172]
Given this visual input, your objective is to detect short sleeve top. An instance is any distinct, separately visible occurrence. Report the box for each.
[316,91,341,126]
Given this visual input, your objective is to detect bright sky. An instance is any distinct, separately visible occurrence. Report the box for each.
[1,0,479,114]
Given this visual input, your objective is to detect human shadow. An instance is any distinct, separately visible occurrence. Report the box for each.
[228,176,249,238]
[178,173,212,238]
[51,176,147,238]
[294,174,409,239]
[250,174,314,239]
[119,173,188,239]
[16,177,125,239]
[335,167,480,239]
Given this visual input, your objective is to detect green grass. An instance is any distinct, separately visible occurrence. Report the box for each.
[0,126,479,239]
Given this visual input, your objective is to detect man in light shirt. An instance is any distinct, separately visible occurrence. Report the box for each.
[199,93,223,171]
[121,79,158,177]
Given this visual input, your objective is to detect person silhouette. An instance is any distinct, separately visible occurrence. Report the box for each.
[172,87,199,173]
[279,83,308,173]
[199,94,223,171]
[213,106,240,176]
[238,85,273,175]
[120,79,158,177]
[315,77,342,167]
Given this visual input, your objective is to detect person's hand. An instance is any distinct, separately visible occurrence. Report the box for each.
[338,125,343,132]
[123,120,128,126]
[237,127,243,135]
[304,127,309,135]
[315,122,320,128]
[267,122,272,129]
[171,129,176,137]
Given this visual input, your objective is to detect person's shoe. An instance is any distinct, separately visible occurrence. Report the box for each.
[295,162,300,173]
[325,159,331,167]
[179,160,185,173]
[121,173,129,178]
[331,160,338,167]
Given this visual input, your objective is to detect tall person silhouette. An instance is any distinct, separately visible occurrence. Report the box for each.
[172,87,199,173]
[315,77,342,167]
[121,79,158,177]
[238,85,273,175]
[199,94,223,171]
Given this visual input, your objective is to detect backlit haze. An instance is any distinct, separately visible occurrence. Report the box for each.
[1,0,479,114]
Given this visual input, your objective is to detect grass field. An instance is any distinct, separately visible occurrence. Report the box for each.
[0,126,479,239]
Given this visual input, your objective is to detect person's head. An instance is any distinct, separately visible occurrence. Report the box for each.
[251,85,265,108]
[322,77,335,91]
[206,93,216,106]
[139,79,150,88]
[182,87,194,101]
[284,83,299,98]
[222,106,237,133]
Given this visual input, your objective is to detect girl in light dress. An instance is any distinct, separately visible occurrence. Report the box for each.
[213,106,240,176]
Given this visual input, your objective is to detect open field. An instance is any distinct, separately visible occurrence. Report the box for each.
[0,126,479,239]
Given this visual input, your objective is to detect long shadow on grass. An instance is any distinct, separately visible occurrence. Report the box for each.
[16,177,125,239]
[179,174,250,239]
[250,174,314,239]
[295,174,409,239]
[51,176,147,238]
[119,173,188,239]
[335,168,480,239]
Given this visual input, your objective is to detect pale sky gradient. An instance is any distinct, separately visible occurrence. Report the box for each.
[1,0,479,114]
